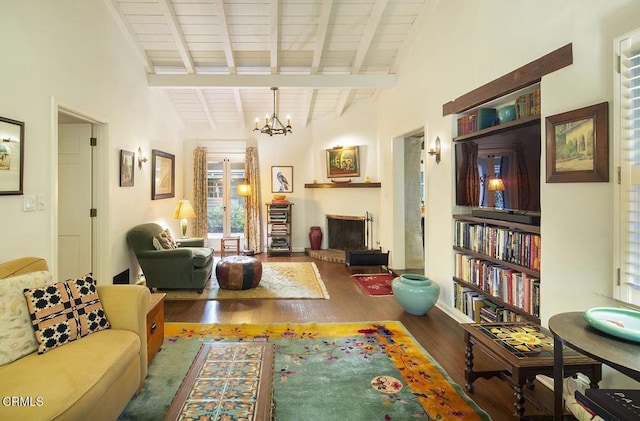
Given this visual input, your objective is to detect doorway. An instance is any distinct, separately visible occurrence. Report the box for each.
[57,110,102,281]
[207,155,246,250]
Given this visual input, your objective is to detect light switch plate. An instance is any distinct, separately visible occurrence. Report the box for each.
[23,195,37,212]
[37,195,45,210]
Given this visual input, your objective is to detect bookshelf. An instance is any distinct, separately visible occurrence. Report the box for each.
[266,202,292,256]
[453,214,541,324]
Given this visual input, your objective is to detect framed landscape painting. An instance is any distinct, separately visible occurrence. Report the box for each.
[326,146,360,178]
[545,102,609,183]
[152,149,175,199]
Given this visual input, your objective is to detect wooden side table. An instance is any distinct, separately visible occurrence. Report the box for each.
[147,293,165,365]
[549,312,640,421]
[461,322,601,419]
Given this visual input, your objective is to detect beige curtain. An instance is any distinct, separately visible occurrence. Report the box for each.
[193,147,208,244]
[245,147,262,253]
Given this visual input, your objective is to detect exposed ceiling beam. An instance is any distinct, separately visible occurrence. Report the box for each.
[104,0,154,73]
[195,90,216,130]
[213,0,236,75]
[302,89,315,128]
[332,0,387,117]
[334,90,351,117]
[390,0,436,74]
[270,0,279,74]
[232,89,246,130]
[311,0,333,74]
[353,0,388,73]
[147,74,396,88]
[158,0,195,74]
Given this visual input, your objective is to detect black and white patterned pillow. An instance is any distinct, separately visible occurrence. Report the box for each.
[23,274,110,354]
[152,229,178,250]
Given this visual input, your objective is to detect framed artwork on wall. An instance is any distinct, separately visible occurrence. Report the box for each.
[151,149,175,199]
[119,149,135,187]
[271,166,293,193]
[545,102,609,183]
[326,145,360,178]
[0,116,24,195]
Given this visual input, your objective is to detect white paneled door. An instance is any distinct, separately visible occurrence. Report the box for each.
[58,123,93,281]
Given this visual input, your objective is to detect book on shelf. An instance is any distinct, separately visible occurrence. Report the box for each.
[580,389,640,421]
[270,199,290,205]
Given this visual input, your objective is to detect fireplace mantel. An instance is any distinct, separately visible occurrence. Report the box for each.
[304,182,381,189]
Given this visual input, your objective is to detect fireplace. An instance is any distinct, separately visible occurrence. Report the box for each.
[326,215,366,250]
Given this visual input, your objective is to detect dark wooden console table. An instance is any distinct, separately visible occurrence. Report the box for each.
[549,312,640,421]
[461,322,601,419]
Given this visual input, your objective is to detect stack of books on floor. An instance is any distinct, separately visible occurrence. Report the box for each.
[573,389,640,421]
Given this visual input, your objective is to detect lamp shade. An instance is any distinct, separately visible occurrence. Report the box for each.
[488,178,505,191]
[172,200,196,219]
[237,180,251,196]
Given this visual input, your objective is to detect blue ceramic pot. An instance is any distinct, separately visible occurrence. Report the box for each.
[391,274,440,316]
[498,105,516,124]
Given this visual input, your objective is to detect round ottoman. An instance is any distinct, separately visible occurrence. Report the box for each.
[215,255,263,290]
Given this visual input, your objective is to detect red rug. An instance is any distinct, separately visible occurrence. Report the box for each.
[351,273,395,296]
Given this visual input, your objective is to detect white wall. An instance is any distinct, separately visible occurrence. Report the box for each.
[0,0,186,283]
[376,0,640,325]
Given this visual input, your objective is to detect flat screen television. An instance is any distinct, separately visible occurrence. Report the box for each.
[455,122,541,213]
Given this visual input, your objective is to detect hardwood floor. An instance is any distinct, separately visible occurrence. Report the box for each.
[164,253,552,420]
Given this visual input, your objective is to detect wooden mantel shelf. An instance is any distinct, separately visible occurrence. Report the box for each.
[304,182,381,189]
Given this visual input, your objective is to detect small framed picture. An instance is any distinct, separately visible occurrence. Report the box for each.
[152,149,175,199]
[0,116,24,195]
[119,149,135,187]
[545,102,609,183]
[326,145,360,178]
[271,166,293,193]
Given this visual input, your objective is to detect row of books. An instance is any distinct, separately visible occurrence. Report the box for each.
[574,388,640,421]
[515,87,541,119]
[269,223,289,236]
[454,253,540,317]
[268,212,288,223]
[454,221,541,271]
[453,282,526,323]
[455,86,541,136]
[269,237,290,249]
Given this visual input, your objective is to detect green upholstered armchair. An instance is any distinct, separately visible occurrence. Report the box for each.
[126,223,213,293]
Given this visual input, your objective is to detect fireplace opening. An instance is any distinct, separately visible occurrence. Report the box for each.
[327,215,366,250]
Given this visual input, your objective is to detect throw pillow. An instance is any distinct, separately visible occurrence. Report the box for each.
[152,228,177,250]
[0,271,55,366]
[23,274,110,354]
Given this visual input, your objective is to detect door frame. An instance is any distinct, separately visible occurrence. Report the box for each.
[52,100,109,284]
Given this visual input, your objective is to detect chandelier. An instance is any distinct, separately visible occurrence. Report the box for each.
[253,87,292,136]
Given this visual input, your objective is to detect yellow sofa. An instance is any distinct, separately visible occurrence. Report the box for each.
[0,257,150,421]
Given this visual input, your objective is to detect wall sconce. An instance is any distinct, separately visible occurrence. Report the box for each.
[137,147,148,169]
[428,137,441,164]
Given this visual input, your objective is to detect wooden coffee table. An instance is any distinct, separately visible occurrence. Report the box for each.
[461,323,601,419]
[164,342,275,421]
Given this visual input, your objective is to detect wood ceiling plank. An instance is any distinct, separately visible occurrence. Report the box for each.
[105,0,155,73]
[158,0,195,73]
[270,0,279,74]
[213,0,237,74]
[312,0,333,74]
[147,73,396,88]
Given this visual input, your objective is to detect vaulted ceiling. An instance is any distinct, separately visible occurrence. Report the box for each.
[107,0,434,132]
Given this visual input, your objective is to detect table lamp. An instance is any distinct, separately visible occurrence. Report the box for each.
[173,199,196,238]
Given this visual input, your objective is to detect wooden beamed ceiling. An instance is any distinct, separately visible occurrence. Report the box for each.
[107,0,434,131]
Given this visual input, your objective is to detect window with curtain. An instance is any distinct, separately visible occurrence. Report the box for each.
[616,28,640,306]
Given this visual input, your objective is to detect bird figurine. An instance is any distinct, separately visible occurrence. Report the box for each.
[276,171,289,192]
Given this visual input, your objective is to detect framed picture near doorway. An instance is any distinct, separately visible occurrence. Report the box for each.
[119,149,134,187]
[0,116,24,195]
[151,149,175,199]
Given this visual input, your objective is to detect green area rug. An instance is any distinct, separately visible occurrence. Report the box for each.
[119,321,491,420]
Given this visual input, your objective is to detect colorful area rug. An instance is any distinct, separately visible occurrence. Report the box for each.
[351,273,394,296]
[163,262,329,300]
[119,321,490,421]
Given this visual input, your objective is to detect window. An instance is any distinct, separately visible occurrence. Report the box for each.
[206,157,246,237]
[615,29,640,306]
